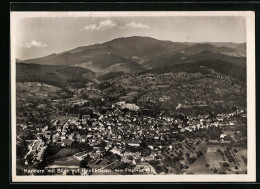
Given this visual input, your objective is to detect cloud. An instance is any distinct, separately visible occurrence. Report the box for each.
[122,22,150,29]
[20,40,48,48]
[83,20,117,31]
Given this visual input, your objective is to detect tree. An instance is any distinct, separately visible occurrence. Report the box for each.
[17,140,28,159]
[179,163,184,170]
[196,150,203,157]
[188,156,197,164]
[79,155,91,168]
[218,170,226,174]
[222,162,229,168]
[80,93,89,100]
[26,154,34,164]
[37,160,47,170]
[213,168,218,173]
[140,141,147,148]
[79,160,87,168]
[226,146,232,151]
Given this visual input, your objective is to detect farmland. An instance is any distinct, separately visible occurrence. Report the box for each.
[16,82,62,100]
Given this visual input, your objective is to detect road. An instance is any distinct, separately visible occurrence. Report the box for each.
[100,160,119,170]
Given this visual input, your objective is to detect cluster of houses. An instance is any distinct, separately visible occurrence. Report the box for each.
[24,139,47,166]
[21,97,246,167]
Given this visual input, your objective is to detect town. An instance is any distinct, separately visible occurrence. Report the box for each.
[16,70,247,175]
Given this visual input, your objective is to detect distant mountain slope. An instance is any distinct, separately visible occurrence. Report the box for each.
[97,72,125,81]
[207,42,246,52]
[23,50,130,67]
[141,60,246,82]
[182,42,246,57]
[101,36,189,59]
[68,36,189,59]
[143,51,246,68]
[16,63,95,88]
[21,36,189,67]
[173,44,238,55]
[73,60,145,74]
[19,36,246,81]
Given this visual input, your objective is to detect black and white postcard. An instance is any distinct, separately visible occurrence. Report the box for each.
[10,11,255,182]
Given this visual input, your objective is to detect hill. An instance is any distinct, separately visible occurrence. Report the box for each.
[141,60,246,82]
[182,42,246,57]
[206,42,246,52]
[173,44,237,55]
[16,63,96,88]
[97,72,125,81]
[143,51,246,69]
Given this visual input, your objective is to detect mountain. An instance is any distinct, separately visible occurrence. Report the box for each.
[18,36,246,83]
[67,36,189,59]
[21,37,245,68]
[21,36,189,67]
[22,50,129,67]
[21,48,144,74]
[143,51,246,69]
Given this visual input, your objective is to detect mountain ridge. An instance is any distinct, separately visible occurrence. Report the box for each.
[20,36,246,67]
[17,36,246,83]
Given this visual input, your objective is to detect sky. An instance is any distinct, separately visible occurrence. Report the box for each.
[12,14,246,60]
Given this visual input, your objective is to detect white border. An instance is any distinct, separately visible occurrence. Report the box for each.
[11,11,256,182]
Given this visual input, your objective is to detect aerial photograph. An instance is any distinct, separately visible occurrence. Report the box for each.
[13,13,248,176]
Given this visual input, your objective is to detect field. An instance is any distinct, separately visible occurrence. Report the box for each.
[186,143,226,174]
[52,148,79,159]
[186,142,210,174]
[56,115,70,126]
[50,155,80,168]
[16,82,62,99]
[205,152,223,169]
[186,154,209,174]
[231,147,247,172]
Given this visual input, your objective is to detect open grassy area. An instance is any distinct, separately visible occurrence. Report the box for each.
[205,152,223,169]
[186,143,225,174]
[53,148,79,159]
[51,155,80,166]
[186,154,209,174]
[16,82,62,99]
[186,142,209,174]
[233,147,247,170]
[56,115,70,126]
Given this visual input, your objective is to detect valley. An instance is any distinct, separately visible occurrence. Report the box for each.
[15,36,247,175]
